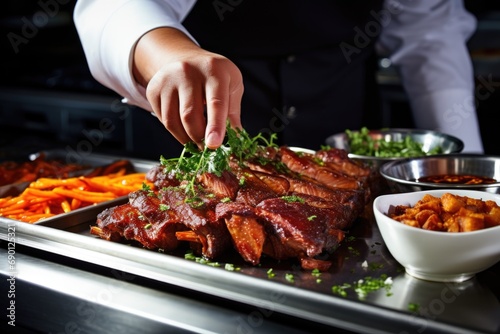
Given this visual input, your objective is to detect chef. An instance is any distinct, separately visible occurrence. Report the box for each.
[73,0,484,153]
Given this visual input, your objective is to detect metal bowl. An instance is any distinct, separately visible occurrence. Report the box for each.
[325,128,464,169]
[380,154,500,194]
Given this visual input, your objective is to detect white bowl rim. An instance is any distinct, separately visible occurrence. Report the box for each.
[373,189,500,236]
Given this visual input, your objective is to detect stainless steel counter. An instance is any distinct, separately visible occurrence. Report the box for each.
[2,211,499,333]
[0,245,322,334]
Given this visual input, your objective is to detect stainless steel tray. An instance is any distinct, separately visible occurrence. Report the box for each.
[1,152,499,333]
[0,149,158,197]
[0,149,158,227]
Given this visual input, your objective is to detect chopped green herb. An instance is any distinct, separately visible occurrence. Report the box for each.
[313,157,325,166]
[220,197,231,203]
[184,251,196,261]
[345,127,442,158]
[369,262,384,271]
[224,263,240,271]
[267,268,276,278]
[285,273,295,283]
[238,176,246,186]
[307,215,317,221]
[144,223,152,229]
[408,302,420,313]
[347,246,360,256]
[184,196,205,208]
[331,275,393,300]
[332,283,351,297]
[159,204,170,211]
[159,123,277,202]
[281,195,305,203]
[353,275,393,300]
[311,269,322,277]
[206,261,221,267]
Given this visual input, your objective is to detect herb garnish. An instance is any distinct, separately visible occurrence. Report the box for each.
[159,204,170,211]
[224,263,241,271]
[312,269,322,283]
[331,274,393,300]
[160,124,277,200]
[267,268,276,278]
[184,250,221,267]
[408,302,420,313]
[281,195,305,203]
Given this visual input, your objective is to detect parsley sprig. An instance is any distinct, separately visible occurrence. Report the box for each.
[160,124,278,197]
[226,126,277,164]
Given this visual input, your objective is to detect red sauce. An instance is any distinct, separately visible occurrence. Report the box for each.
[417,174,497,185]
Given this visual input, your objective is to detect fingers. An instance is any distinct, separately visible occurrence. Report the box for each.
[227,79,244,131]
[205,63,244,149]
[178,80,206,148]
[147,66,206,148]
[146,53,243,150]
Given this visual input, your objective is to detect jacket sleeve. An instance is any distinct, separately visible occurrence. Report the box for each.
[73,0,197,111]
[377,0,483,153]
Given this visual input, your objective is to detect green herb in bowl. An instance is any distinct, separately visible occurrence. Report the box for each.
[345,127,443,158]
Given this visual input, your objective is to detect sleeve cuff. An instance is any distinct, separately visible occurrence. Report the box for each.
[99,0,197,111]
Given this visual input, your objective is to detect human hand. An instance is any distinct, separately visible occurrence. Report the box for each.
[133,28,244,149]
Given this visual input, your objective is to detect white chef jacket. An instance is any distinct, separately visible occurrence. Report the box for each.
[73,0,484,153]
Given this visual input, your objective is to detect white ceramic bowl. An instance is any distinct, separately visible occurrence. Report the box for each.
[373,189,500,282]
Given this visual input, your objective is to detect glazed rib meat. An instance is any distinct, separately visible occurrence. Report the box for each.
[215,201,265,265]
[92,145,371,270]
[159,187,232,259]
[256,197,347,269]
[314,147,370,178]
[279,147,362,190]
[93,200,185,251]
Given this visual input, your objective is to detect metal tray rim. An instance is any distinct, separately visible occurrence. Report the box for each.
[0,219,494,334]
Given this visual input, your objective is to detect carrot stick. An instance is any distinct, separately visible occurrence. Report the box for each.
[0,169,148,223]
[24,188,65,199]
[71,198,82,210]
[30,177,86,190]
[61,200,71,213]
[51,187,115,203]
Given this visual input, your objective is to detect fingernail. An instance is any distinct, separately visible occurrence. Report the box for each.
[206,132,221,149]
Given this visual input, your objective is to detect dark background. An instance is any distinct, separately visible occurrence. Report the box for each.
[1,0,499,162]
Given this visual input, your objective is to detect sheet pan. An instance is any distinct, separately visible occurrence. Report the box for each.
[0,149,158,228]
[1,152,499,333]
